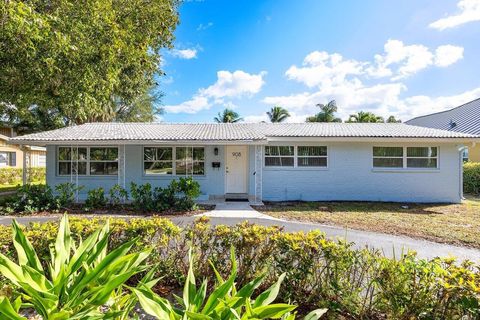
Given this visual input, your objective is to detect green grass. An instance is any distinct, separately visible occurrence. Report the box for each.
[256,196,480,248]
[0,180,44,193]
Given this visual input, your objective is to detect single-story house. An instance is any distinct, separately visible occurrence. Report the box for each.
[0,126,46,168]
[406,98,480,162]
[9,122,479,203]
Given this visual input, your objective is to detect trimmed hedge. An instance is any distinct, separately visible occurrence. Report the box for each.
[0,167,45,185]
[0,217,478,319]
[464,162,480,194]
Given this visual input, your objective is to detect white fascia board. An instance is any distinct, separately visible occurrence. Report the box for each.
[8,139,268,146]
[266,136,480,143]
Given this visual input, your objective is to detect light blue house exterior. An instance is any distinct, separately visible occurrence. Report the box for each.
[11,123,480,204]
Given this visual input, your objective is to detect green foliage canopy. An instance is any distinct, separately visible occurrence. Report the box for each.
[0,0,179,132]
[306,100,342,123]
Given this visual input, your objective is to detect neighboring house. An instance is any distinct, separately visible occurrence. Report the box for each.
[406,98,480,162]
[0,126,46,168]
[9,122,479,203]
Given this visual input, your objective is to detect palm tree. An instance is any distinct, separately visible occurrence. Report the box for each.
[267,106,290,123]
[347,111,384,123]
[386,115,402,123]
[214,108,243,123]
[306,100,342,122]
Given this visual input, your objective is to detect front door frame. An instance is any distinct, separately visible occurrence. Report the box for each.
[225,145,249,194]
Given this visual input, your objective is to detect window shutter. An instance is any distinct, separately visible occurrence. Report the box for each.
[9,152,16,166]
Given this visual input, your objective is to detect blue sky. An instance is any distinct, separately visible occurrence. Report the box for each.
[157,0,480,123]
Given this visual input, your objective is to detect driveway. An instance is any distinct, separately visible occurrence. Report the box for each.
[1,210,479,262]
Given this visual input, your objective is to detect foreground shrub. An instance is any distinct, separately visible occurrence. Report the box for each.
[0,215,153,319]
[464,162,480,194]
[0,218,478,319]
[135,248,327,319]
[0,167,45,185]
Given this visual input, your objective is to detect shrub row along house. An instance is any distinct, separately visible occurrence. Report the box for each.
[9,122,479,203]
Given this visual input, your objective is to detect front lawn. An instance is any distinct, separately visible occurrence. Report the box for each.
[255,196,480,248]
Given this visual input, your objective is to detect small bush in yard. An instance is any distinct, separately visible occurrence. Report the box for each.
[85,187,108,209]
[109,184,129,206]
[464,162,480,194]
[130,182,155,211]
[1,184,58,214]
[55,182,83,208]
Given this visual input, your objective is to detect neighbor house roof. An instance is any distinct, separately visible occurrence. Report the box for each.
[8,122,479,145]
[406,98,480,135]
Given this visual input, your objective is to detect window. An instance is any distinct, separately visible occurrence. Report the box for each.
[57,147,118,176]
[264,146,294,167]
[143,146,205,176]
[373,146,439,169]
[0,152,7,167]
[89,147,118,175]
[58,147,88,175]
[407,147,438,168]
[297,146,327,167]
[144,147,173,175]
[373,147,403,168]
[175,147,205,175]
[0,152,15,167]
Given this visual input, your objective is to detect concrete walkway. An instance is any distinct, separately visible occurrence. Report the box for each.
[196,202,278,219]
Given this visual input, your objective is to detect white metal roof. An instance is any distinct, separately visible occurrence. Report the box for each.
[8,122,479,145]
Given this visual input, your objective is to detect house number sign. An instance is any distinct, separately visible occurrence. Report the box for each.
[232,152,242,159]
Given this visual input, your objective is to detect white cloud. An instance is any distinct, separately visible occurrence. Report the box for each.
[164,96,209,114]
[429,0,480,30]
[366,40,463,80]
[201,70,266,99]
[286,51,364,88]
[164,70,266,114]
[434,45,464,67]
[197,22,213,31]
[398,87,480,119]
[258,43,471,122]
[170,48,198,59]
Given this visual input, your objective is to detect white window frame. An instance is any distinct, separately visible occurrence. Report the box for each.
[372,146,404,169]
[263,145,328,169]
[143,146,205,176]
[264,146,295,168]
[57,146,119,177]
[372,146,439,170]
[297,146,328,168]
[143,146,174,176]
[406,147,439,169]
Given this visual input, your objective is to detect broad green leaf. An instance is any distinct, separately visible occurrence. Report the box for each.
[0,297,26,320]
[185,310,213,319]
[183,248,196,308]
[251,304,296,319]
[202,270,236,315]
[12,220,43,272]
[52,214,72,281]
[253,273,286,308]
[303,308,328,320]
[133,288,172,320]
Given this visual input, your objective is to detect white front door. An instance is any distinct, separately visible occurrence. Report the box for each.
[226,146,248,194]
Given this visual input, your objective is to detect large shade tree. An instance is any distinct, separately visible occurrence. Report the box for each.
[347,111,384,123]
[267,106,290,123]
[0,0,179,134]
[306,100,342,122]
[214,108,243,123]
